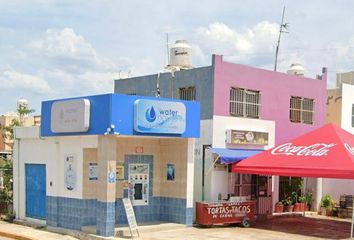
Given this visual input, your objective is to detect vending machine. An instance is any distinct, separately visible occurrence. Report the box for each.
[128,163,149,206]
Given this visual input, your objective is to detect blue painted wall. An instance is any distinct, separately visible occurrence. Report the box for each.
[41,94,200,138]
[114,66,214,120]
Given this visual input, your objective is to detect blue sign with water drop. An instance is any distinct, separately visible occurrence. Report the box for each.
[134,99,186,134]
[108,171,116,183]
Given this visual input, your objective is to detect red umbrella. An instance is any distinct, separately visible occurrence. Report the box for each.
[232,124,354,179]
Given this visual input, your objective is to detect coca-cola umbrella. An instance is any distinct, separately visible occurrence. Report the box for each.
[232,123,354,179]
[231,123,354,238]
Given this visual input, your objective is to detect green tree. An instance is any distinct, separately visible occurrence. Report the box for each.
[0,104,35,215]
[0,104,34,142]
[0,160,13,203]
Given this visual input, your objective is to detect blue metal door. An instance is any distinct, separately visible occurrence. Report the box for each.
[25,164,46,219]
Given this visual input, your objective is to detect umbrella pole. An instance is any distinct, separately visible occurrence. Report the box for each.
[303,178,307,217]
[351,206,353,239]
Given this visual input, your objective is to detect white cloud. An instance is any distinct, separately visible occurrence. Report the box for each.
[195,21,278,65]
[28,28,118,73]
[23,28,132,97]
[0,69,52,94]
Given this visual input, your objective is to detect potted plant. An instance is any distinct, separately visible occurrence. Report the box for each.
[282,197,293,212]
[291,192,300,212]
[305,192,313,211]
[320,194,332,216]
[298,195,306,212]
[274,201,284,213]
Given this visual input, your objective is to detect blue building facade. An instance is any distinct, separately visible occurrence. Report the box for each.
[14,93,200,237]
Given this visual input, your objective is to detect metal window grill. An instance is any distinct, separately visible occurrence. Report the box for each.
[230,88,260,118]
[178,87,196,101]
[290,97,302,123]
[290,97,314,124]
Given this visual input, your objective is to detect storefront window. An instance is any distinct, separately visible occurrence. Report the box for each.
[232,173,257,199]
[231,174,270,199]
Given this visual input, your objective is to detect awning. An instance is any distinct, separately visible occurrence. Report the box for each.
[232,124,354,179]
[211,148,263,164]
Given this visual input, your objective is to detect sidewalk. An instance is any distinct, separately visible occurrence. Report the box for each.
[0,221,77,240]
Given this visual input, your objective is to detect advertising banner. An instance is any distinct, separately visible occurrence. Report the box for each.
[134,99,186,134]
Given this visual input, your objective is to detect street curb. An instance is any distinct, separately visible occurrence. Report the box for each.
[0,230,37,240]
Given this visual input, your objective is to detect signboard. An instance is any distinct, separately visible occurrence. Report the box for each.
[64,154,76,191]
[196,201,256,226]
[88,163,98,180]
[167,164,175,181]
[123,198,138,231]
[226,130,268,145]
[108,171,116,183]
[134,99,186,134]
[51,99,90,133]
[116,163,124,181]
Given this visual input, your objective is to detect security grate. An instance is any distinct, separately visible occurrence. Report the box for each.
[290,96,314,124]
[178,86,196,101]
[230,87,260,118]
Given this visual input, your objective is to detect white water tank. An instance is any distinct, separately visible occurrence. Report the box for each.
[287,63,304,76]
[17,98,28,109]
[169,40,192,69]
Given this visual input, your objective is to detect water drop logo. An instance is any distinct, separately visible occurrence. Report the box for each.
[145,106,156,122]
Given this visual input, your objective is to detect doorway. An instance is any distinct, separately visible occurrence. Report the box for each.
[25,164,46,219]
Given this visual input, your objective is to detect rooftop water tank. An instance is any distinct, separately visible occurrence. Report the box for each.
[169,40,192,69]
[287,63,304,76]
[17,98,28,109]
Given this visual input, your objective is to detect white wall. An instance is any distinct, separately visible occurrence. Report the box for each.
[322,84,354,204]
[322,178,354,203]
[13,126,97,220]
[186,138,195,208]
[208,116,276,202]
[193,119,213,204]
[341,83,354,134]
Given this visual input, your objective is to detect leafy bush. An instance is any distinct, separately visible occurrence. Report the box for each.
[298,195,306,203]
[305,192,313,205]
[291,192,298,204]
[320,194,332,209]
[282,196,293,206]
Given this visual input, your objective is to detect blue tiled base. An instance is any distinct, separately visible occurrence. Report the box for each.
[116,197,193,225]
[47,195,192,237]
[96,201,115,237]
[47,196,97,230]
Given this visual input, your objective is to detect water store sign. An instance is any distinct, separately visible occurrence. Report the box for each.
[134,99,186,134]
[51,99,90,133]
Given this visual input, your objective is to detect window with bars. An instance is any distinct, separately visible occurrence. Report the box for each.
[229,88,260,118]
[352,104,354,127]
[290,96,314,124]
[178,86,196,101]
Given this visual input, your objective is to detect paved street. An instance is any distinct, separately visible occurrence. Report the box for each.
[0,215,353,240]
[138,215,353,240]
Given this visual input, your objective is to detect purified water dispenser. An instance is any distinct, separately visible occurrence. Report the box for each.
[128,163,149,206]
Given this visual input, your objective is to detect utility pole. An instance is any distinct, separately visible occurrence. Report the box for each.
[274,6,289,72]
[166,33,170,66]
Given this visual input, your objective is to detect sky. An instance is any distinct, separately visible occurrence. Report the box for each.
[1,0,354,114]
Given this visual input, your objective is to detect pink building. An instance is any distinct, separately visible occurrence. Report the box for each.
[212,55,327,145]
